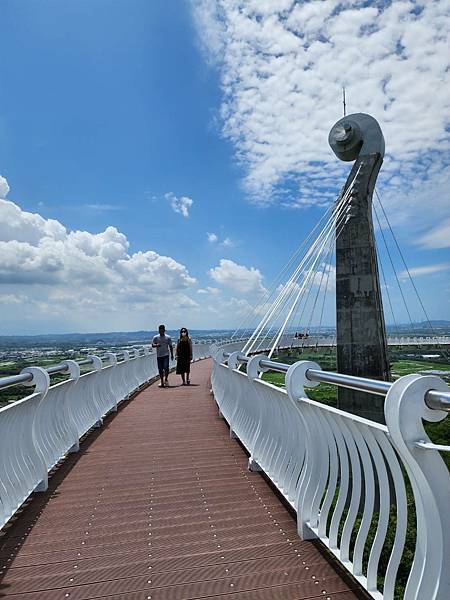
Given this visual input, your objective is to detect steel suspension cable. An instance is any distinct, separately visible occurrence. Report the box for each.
[266,198,351,358]
[374,188,441,342]
[375,236,400,339]
[231,201,338,340]
[242,172,359,356]
[373,203,416,334]
[257,199,350,355]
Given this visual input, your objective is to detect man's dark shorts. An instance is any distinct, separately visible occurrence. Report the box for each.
[157,355,170,373]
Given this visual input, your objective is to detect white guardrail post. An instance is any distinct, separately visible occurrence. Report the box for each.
[211,342,450,600]
[0,343,212,530]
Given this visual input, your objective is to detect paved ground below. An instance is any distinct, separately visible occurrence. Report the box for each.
[0,359,363,600]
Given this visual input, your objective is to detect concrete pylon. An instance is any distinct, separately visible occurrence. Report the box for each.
[329,113,390,423]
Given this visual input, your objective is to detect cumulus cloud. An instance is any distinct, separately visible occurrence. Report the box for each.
[0,175,9,198]
[0,197,66,244]
[165,192,194,218]
[0,197,197,329]
[209,258,266,295]
[207,232,219,242]
[207,231,234,246]
[197,286,220,295]
[193,1,450,222]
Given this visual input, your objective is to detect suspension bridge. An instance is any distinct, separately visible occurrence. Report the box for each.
[1,114,449,600]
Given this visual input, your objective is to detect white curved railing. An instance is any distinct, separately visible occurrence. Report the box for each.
[210,343,450,600]
[0,343,211,530]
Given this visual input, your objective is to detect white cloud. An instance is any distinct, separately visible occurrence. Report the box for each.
[82,204,124,211]
[165,192,193,218]
[209,258,266,295]
[418,219,450,249]
[0,293,26,305]
[197,286,220,295]
[0,175,9,198]
[0,197,197,330]
[0,197,66,244]
[193,1,450,225]
[207,231,234,246]
[399,262,450,279]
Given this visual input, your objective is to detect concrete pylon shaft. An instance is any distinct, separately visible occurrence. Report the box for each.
[329,113,390,423]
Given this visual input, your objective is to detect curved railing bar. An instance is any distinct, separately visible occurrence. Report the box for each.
[0,340,213,392]
[221,352,450,413]
[0,347,149,391]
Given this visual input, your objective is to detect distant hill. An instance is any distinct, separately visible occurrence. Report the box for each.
[0,321,449,349]
[0,329,233,349]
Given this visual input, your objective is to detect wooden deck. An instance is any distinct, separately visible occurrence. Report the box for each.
[0,359,363,600]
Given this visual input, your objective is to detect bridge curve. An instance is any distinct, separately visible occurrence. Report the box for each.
[0,359,362,600]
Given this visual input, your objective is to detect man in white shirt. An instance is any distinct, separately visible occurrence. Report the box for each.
[152,324,174,387]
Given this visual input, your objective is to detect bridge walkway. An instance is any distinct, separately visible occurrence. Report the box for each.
[0,359,363,600]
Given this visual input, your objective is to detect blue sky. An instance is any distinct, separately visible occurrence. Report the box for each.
[0,0,449,334]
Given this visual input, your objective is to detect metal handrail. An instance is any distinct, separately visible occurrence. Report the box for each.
[0,347,149,391]
[223,352,450,413]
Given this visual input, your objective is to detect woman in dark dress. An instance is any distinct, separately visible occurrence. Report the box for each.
[176,327,193,385]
